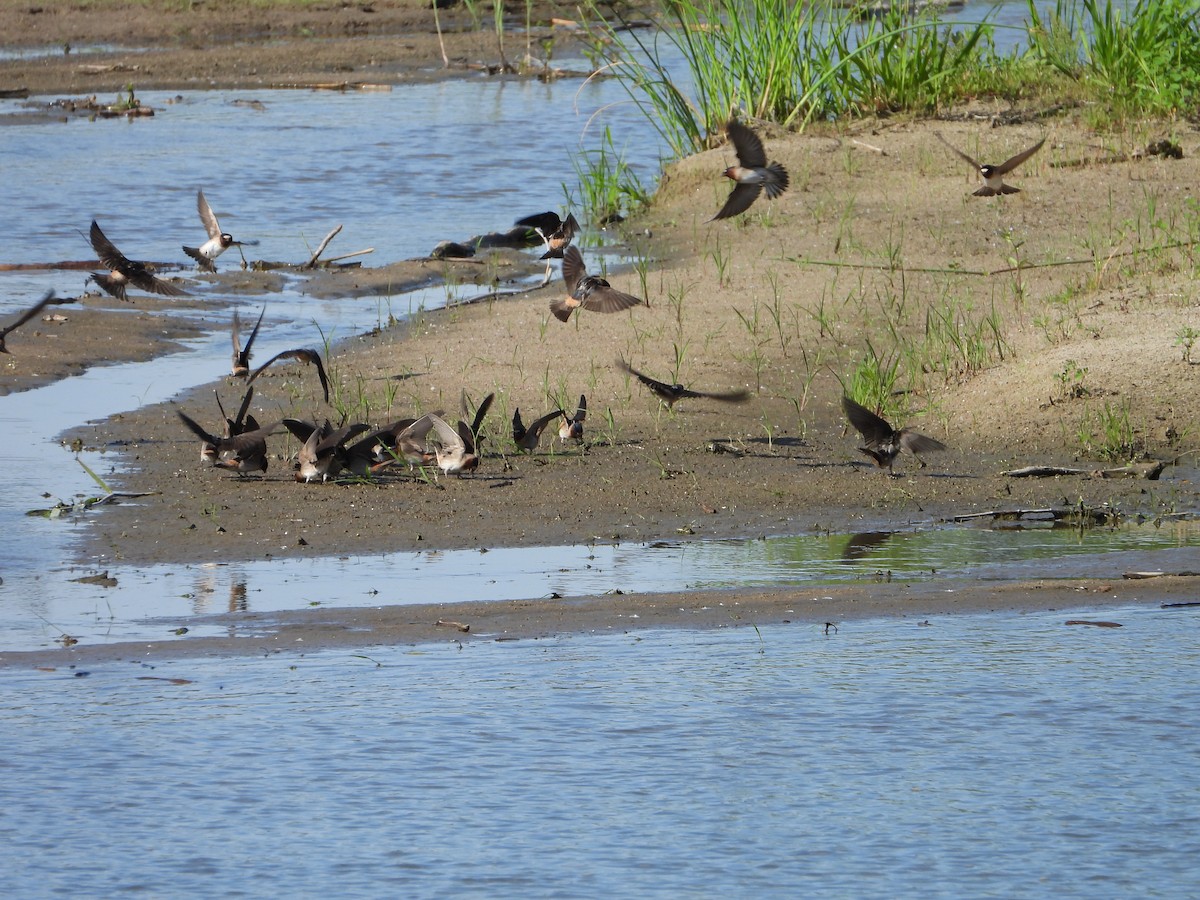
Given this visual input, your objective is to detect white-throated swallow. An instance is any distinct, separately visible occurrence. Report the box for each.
[936,132,1045,197]
[712,119,789,220]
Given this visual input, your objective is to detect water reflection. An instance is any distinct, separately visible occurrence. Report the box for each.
[1,519,1194,651]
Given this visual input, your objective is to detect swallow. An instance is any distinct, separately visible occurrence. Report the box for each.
[283,418,370,483]
[247,348,330,403]
[617,357,750,409]
[512,407,563,452]
[0,290,71,354]
[183,190,254,272]
[841,396,946,475]
[342,417,430,476]
[425,413,481,476]
[559,394,586,443]
[516,211,580,260]
[206,385,261,462]
[712,119,790,221]
[553,247,644,323]
[935,133,1046,197]
[230,306,266,377]
[88,219,188,302]
[177,409,279,476]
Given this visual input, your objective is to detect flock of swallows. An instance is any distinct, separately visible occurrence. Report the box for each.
[2,121,1044,479]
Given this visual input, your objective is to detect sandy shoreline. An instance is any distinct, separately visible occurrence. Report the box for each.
[5,574,1194,670]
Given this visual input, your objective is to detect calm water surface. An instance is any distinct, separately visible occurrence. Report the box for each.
[3,603,1198,897]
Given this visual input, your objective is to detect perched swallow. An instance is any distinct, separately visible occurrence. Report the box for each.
[283,418,370,483]
[841,396,946,475]
[559,394,587,443]
[248,348,330,403]
[553,247,644,323]
[342,417,429,476]
[935,133,1046,197]
[512,407,563,452]
[0,290,70,354]
[230,306,266,377]
[425,413,481,476]
[617,357,750,409]
[207,385,261,462]
[712,119,790,221]
[461,391,495,452]
[183,190,252,272]
[177,409,278,476]
[516,211,580,260]
[88,219,188,302]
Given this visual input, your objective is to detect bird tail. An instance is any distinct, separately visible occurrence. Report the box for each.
[549,298,574,323]
[763,163,789,199]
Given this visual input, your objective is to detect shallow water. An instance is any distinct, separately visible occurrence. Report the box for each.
[3,602,1198,897]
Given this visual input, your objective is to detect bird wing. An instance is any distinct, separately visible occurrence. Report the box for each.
[562,246,587,296]
[727,119,767,168]
[177,410,221,446]
[841,396,894,445]
[197,189,221,240]
[232,385,255,431]
[239,306,266,366]
[934,132,982,171]
[469,391,495,443]
[691,387,751,403]
[1,290,60,341]
[249,348,329,403]
[712,183,763,221]
[572,394,587,424]
[898,431,947,454]
[138,272,189,297]
[231,310,242,357]
[579,280,643,314]
[89,220,129,269]
[994,138,1046,176]
[427,414,465,453]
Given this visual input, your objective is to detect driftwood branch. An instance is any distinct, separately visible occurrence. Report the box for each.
[1124,571,1200,580]
[1002,462,1165,480]
[950,506,1118,524]
[303,225,343,269]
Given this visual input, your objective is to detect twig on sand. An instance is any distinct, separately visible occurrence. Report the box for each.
[1002,462,1165,480]
[304,225,343,269]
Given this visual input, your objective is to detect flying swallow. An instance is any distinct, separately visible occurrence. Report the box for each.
[425,413,481,476]
[177,409,279,476]
[89,219,189,302]
[183,190,255,272]
[617,357,751,409]
[0,290,70,354]
[248,348,331,403]
[516,211,580,260]
[512,407,564,452]
[283,418,370,483]
[935,133,1046,197]
[841,396,946,475]
[552,247,644,323]
[559,394,587,443]
[712,119,790,221]
[230,306,266,377]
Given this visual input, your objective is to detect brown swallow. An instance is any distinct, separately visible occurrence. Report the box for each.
[512,407,563,452]
[516,211,580,260]
[712,119,790,221]
[183,189,256,272]
[177,409,279,476]
[617,357,751,409]
[207,385,261,462]
[89,219,188,302]
[342,417,424,476]
[248,348,330,403]
[935,133,1045,197]
[1,290,71,354]
[552,247,644,323]
[559,394,587,443]
[841,396,946,475]
[230,306,266,377]
[283,418,370,483]
[425,413,481,476]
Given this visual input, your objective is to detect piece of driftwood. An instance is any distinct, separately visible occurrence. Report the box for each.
[1124,571,1200,580]
[1002,462,1165,480]
[435,619,471,633]
[951,506,1117,524]
[1064,620,1122,628]
[303,225,342,269]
